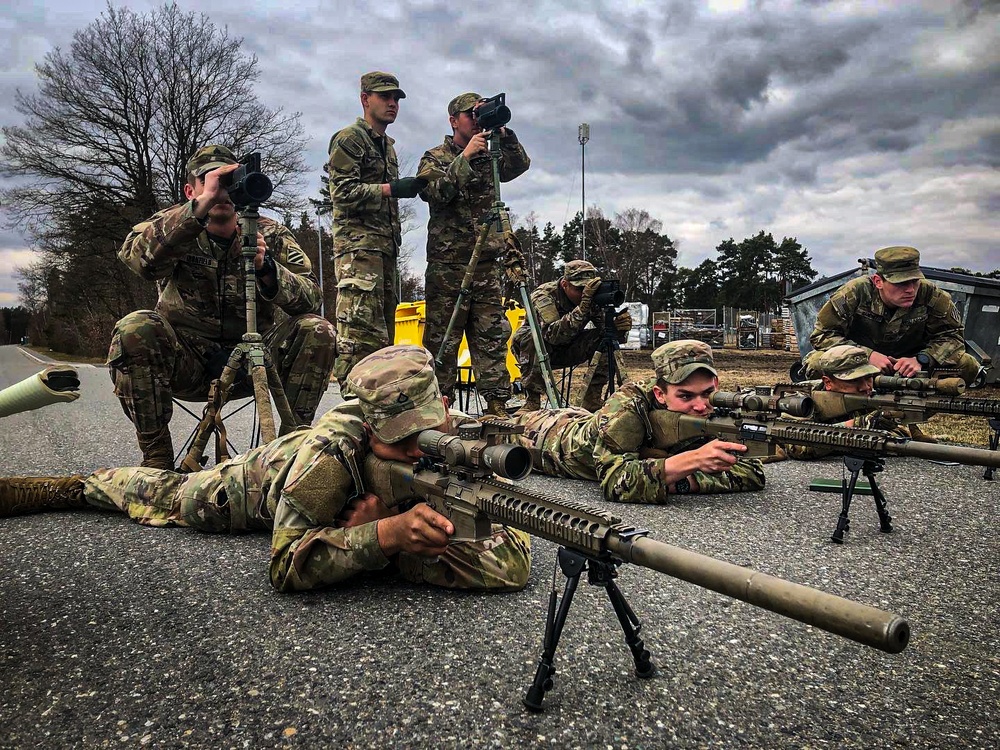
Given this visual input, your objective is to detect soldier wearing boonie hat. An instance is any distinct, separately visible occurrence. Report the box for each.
[509,338,765,502]
[2,344,530,594]
[810,245,979,385]
[510,258,630,412]
[417,89,531,418]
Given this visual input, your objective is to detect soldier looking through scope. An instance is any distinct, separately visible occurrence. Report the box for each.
[109,144,335,470]
[0,346,531,593]
[417,91,531,417]
[511,260,632,413]
[511,339,765,502]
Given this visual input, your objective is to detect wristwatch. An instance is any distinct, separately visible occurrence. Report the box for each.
[673,477,692,495]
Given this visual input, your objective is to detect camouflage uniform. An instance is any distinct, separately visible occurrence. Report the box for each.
[327,72,406,388]
[111,145,335,445]
[511,340,765,503]
[81,346,530,593]
[810,246,978,383]
[418,92,531,400]
[511,261,610,404]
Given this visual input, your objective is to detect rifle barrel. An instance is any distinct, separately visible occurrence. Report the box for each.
[611,535,909,654]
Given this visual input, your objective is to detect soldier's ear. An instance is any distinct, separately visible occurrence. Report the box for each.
[872,274,885,290]
[651,383,669,406]
[183,181,196,200]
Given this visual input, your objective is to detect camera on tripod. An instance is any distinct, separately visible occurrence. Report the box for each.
[474,93,512,131]
[221,152,273,208]
[594,278,625,308]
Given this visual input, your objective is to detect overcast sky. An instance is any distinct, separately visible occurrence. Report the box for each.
[1,0,998,306]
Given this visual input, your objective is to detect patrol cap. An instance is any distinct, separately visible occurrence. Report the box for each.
[448,92,481,116]
[652,339,718,385]
[186,145,237,178]
[361,71,406,98]
[347,345,446,442]
[563,259,598,288]
[816,345,880,380]
[874,246,924,283]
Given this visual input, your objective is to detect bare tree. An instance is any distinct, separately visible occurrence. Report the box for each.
[1,2,307,354]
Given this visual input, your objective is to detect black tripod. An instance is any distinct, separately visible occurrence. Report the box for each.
[179,204,301,472]
[830,454,894,543]
[577,304,629,404]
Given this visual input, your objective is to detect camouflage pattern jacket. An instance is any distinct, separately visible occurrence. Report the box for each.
[810,277,966,366]
[119,201,321,344]
[528,279,606,347]
[418,131,530,268]
[327,118,401,257]
[593,380,766,503]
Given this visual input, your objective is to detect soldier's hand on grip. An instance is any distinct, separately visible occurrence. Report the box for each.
[690,439,746,474]
[614,310,633,333]
[578,276,603,315]
[375,503,453,557]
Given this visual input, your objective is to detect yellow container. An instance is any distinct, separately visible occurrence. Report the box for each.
[394,300,525,384]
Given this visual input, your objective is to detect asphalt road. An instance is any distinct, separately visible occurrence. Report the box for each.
[1,344,997,749]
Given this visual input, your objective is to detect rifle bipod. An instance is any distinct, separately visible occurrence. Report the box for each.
[984,417,999,481]
[831,455,893,544]
[523,547,655,713]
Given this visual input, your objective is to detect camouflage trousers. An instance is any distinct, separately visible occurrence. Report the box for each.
[107,310,336,434]
[333,248,397,390]
[83,458,532,592]
[511,407,598,481]
[511,325,607,406]
[423,261,511,401]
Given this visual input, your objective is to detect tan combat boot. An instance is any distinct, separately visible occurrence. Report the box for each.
[137,426,175,471]
[907,424,939,444]
[518,390,541,414]
[0,475,88,518]
[485,398,510,418]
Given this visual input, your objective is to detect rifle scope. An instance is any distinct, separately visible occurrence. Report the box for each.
[417,430,533,481]
[874,375,966,396]
[711,391,814,419]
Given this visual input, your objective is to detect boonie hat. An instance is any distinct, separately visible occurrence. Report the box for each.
[347,345,446,442]
[816,345,881,380]
[563,260,598,288]
[361,71,406,98]
[874,246,924,284]
[186,145,237,178]
[652,339,718,384]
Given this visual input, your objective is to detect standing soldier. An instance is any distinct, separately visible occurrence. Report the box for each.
[809,246,979,385]
[327,71,426,390]
[111,145,335,470]
[417,92,531,417]
[511,260,632,412]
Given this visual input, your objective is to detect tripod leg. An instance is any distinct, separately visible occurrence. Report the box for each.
[251,363,277,443]
[865,469,893,533]
[603,577,656,678]
[984,419,999,481]
[263,359,300,436]
[523,551,586,713]
[180,361,240,473]
[832,460,862,544]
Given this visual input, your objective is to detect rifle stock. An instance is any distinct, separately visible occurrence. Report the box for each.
[363,445,910,655]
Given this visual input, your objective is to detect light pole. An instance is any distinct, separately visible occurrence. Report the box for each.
[315,208,325,318]
[578,123,589,261]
